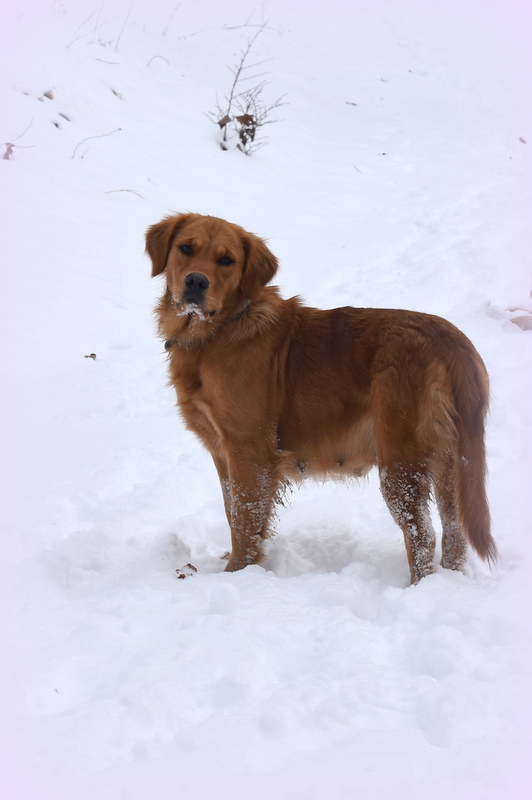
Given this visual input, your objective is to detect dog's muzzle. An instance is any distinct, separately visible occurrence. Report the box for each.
[181,272,210,306]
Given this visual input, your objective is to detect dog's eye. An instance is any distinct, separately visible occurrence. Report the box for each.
[218,255,234,267]
[179,243,193,256]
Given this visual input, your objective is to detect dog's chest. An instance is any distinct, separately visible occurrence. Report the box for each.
[170,355,226,447]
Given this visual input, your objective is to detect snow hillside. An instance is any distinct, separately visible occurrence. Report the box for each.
[1,0,531,798]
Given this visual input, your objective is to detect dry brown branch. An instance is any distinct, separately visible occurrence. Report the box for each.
[72,127,122,159]
[147,55,170,68]
[104,189,144,198]
[2,119,35,159]
[114,7,132,53]
[162,4,180,36]
[207,22,285,154]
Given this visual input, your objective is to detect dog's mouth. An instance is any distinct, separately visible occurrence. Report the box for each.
[174,301,217,320]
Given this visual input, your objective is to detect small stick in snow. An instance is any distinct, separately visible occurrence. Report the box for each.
[104,189,144,198]
[72,128,122,159]
[147,55,170,68]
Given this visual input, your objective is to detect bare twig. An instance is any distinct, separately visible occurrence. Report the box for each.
[223,14,266,31]
[147,55,170,68]
[104,189,144,198]
[114,7,132,53]
[72,127,122,158]
[207,22,285,154]
[163,4,180,35]
[2,119,35,159]
[10,119,34,143]
[65,3,111,49]
[223,26,265,119]
[66,9,97,48]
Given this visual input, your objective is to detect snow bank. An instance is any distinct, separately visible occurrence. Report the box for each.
[1,1,531,798]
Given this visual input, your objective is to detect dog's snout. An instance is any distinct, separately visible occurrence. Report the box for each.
[181,272,210,306]
[184,273,210,292]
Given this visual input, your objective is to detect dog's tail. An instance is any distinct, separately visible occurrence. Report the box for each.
[451,348,498,565]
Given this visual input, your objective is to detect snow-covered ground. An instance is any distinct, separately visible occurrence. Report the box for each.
[1,1,531,797]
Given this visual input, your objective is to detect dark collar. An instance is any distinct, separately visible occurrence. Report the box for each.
[164,299,251,350]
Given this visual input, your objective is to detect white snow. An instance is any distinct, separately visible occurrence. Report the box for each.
[1,0,531,798]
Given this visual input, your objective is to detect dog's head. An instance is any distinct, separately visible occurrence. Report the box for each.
[146,214,278,340]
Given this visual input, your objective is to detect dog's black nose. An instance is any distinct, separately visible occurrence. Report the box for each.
[184,273,210,292]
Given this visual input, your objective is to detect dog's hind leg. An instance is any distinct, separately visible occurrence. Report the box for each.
[379,462,436,584]
[433,452,468,572]
[372,366,437,584]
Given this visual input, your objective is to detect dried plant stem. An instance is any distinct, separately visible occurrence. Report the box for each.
[114,7,132,53]
[72,128,122,159]
[208,22,285,154]
[104,189,144,198]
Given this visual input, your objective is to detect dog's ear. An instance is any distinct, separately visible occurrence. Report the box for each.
[145,214,194,277]
[240,231,279,300]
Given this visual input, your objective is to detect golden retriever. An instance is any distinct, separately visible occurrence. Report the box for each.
[146,213,497,584]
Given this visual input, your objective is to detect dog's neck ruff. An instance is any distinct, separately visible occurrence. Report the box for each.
[164,299,251,351]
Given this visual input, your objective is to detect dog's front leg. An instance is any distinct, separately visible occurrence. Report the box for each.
[223,456,276,572]
[211,454,232,528]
